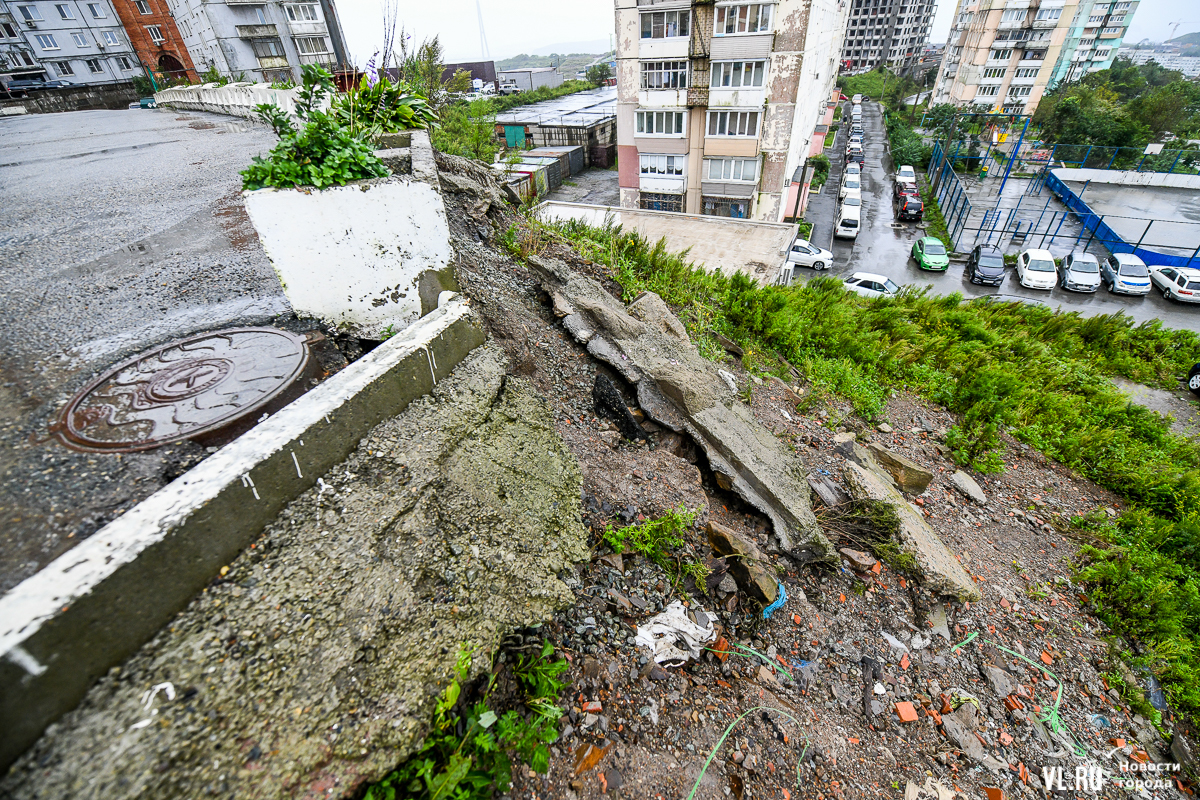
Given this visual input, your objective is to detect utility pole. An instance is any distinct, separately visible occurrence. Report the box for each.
[931,113,957,195]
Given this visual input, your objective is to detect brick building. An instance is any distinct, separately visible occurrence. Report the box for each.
[108,0,193,81]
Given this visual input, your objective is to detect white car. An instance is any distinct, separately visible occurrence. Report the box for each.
[787,238,834,271]
[1150,265,1200,303]
[845,163,861,176]
[1101,253,1152,296]
[1015,248,1058,290]
[897,165,916,182]
[843,272,900,299]
[852,93,863,104]
[840,195,863,209]
[839,176,861,199]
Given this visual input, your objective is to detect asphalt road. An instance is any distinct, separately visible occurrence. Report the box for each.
[804,101,1200,330]
[0,108,290,592]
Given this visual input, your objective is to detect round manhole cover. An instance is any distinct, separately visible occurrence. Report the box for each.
[57,327,312,453]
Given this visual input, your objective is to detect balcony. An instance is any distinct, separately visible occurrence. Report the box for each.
[288,19,328,36]
[1032,18,1057,28]
[237,24,278,38]
[298,52,335,66]
[257,55,288,69]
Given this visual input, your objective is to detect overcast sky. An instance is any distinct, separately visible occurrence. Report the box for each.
[333,0,1187,68]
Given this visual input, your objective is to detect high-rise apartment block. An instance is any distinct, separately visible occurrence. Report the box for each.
[614,0,849,222]
[933,0,1138,115]
[840,0,937,73]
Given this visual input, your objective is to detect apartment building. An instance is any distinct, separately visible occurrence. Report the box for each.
[615,0,850,222]
[165,0,347,84]
[0,0,138,85]
[1046,0,1138,85]
[109,0,194,81]
[840,0,937,74]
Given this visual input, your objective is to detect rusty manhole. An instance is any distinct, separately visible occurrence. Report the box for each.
[56,327,314,453]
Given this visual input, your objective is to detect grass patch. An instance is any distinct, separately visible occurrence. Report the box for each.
[527,212,1200,714]
[824,126,838,148]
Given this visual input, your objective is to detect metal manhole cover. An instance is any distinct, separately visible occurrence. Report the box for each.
[57,327,312,453]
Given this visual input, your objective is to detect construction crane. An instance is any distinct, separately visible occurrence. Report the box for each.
[476,0,491,60]
[1165,20,1200,43]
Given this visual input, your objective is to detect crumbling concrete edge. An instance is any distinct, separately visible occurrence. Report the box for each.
[0,297,486,771]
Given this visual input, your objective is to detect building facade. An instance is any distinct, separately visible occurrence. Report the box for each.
[840,0,937,74]
[1117,46,1200,78]
[1047,0,1138,85]
[109,0,194,82]
[0,0,138,86]
[165,0,347,84]
[614,0,850,222]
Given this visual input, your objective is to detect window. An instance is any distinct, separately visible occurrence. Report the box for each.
[640,10,689,39]
[85,57,102,72]
[251,37,285,58]
[285,3,318,21]
[977,84,999,96]
[72,32,90,46]
[146,24,163,42]
[639,154,685,176]
[989,48,1012,60]
[1015,67,1039,77]
[53,59,73,74]
[702,196,750,218]
[1023,49,1045,59]
[1087,14,1104,23]
[1035,7,1060,20]
[103,31,119,45]
[294,35,329,54]
[641,60,688,89]
[86,2,105,16]
[1008,85,1031,96]
[1000,9,1024,21]
[714,4,773,35]
[983,67,1005,77]
[1101,26,1121,34]
[117,55,132,69]
[18,5,43,21]
[636,110,684,135]
[1114,2,1129,9]
[134,0,150,12]
[55,3,73,18]
[180,19,190,36]
[706,110,759,136]
[710,60,765,87]
[640,192,683,212]
[706,157,758,181]
[34,33,59,49]
[1095,48,1110,58]
[2,22,17,36]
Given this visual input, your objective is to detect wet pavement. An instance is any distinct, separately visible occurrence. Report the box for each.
[545,165,620,206]
[0,108,290,592]
[1063,181,1200,260]
[802,101,1200,330]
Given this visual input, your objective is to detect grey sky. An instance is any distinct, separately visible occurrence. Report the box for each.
[334,0,1188,69]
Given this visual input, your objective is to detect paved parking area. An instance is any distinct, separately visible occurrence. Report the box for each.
[801,101,1200,329]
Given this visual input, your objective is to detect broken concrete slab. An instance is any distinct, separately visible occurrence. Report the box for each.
[0,298,485,772]
[708,522,779,605]
[980,664,1017,698]
[950,471,988,505]
[866,442,934,494]
[842,461,981,601]
[0,343,589,799]
[627,291,690,343]
[529,254,834,564]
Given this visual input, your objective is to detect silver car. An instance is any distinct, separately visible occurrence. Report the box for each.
[1100,253,1152,296]
[1057,251,1101,292]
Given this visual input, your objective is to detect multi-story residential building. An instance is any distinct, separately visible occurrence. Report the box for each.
[840,0,937,74]
[1047,0,1138,85]
[933,0,1077,115]
[614,0,850,222]
[110,0,194,81]
[1118,46,1200,78]
[0,0,139,85]
[165,0,347,84]
[1,3,48,84]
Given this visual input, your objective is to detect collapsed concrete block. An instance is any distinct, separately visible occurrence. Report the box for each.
[707,522,779,604]
[529,254,834,564]
[0,344,589,799]
[842,461,981,601]
[866,442,934,494]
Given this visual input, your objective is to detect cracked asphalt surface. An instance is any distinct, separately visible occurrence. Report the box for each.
[0,108,289,593]
[802,101,1200,330]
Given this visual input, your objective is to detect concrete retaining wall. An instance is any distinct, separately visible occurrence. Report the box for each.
[0,298,485,770]
[0,82,139,115]
[153,82,326,120]
[1050,167,1200,190]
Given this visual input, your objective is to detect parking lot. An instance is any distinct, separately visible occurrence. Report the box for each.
[802,101,1200,329]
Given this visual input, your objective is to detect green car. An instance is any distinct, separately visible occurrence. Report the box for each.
[911,236,950,271]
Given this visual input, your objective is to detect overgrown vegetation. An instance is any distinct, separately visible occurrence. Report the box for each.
[809,153,831,190]
[602,507,710,589]
[364,642,568,800]
[241,65,388,191]
[533,212,1200,713]
[917,183,953,252]
[333,75,437,139]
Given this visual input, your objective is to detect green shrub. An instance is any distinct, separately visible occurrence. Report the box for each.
[333,75,437,138]
[240,65,388,191]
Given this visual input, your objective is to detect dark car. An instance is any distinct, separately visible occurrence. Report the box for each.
[3,79,47,96]
[1191,363,1200,399]
[894,195,923,220]
[41,79,74,88]
[966,244,1006,286]
[893,182,919,202]
[846,148,865,166]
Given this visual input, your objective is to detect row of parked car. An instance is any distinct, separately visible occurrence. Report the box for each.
[834,98,868,240]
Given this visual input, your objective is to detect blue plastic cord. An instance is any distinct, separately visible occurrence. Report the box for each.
[762,582,788,619]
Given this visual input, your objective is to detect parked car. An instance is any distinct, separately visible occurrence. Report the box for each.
[897,165,917,183]
[839,176,862,200]
[835,204,861,239]
[845,162,861,176]
[787,238,834,271]
[41,79,74,88]
[846,149,866,166]
[848,134,863,147]
[894,195,923,221]
[1150,265,1200,303]
[911,236,949,270]
[1057,251,1101,293]
[850,123,864,136]
[840,195,862,210]
[1100,252,1152,296]
[966,244,1005,286]
[852,93,863,104]
[3,79,46,95]
[893,182,919,202]
[844,272,901,299]
[1015,248,1058,290]
[1190,363,1200,398]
